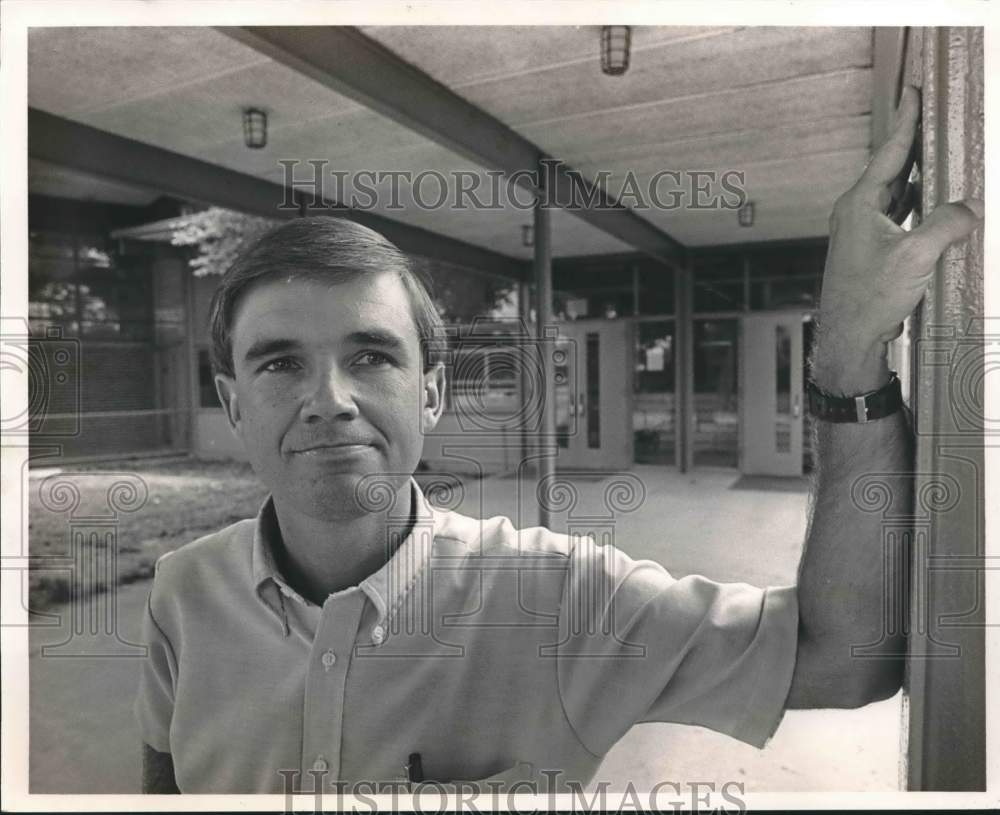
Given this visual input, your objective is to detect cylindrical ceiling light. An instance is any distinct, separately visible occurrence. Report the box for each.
[522,224,534,247]
[738,201,755,227]
[242,108,268,149]
[601,26,632,76]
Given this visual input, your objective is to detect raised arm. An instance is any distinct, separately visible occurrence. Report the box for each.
[785,86,983,709]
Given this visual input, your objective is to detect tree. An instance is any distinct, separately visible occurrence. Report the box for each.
[409,256,518,323]
[169,208,278,278]
[170,208,518,321]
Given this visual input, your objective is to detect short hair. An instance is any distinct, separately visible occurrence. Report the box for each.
[209,217,445,378]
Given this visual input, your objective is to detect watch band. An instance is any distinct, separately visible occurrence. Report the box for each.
[806,371,903,423]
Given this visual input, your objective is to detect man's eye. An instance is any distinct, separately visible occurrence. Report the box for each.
[356,351,393,368]
[260,357,300,373]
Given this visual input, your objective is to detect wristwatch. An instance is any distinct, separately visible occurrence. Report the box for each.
[806,371,904,423]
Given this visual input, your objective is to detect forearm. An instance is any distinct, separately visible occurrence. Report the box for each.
[787,334,913,708]
[782,85,980,710]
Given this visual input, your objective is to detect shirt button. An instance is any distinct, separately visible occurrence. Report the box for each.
[321,650,337,670]
[312,756,328,772]
[372,625,385,645]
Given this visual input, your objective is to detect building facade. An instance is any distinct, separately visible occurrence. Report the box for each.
[28,194,825,477]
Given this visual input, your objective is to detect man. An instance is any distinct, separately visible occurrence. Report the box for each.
[136,87,983,794]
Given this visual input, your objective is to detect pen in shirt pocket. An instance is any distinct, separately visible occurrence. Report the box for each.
[405,752,424,789]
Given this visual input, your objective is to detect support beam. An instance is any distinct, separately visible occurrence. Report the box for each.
[218,26,686,269]
[184,263,198,452]
[518,279,534,475]
[533,203,556,529]
[28,108,526,281]
[675,266,694,473]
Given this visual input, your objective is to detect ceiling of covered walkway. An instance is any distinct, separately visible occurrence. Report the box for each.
[28,25,874,262]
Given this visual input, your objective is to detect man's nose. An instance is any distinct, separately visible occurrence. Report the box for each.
[302,365,360,421]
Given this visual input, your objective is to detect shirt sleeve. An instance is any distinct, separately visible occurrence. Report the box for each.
[133,578,178,753]
[555,534,799,757]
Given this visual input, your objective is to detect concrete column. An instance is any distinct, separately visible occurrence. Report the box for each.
[184,264,198,453]
[518,279,533,473]
[905,26,985,792]
[533,202,556,529]
[674,265,694,473]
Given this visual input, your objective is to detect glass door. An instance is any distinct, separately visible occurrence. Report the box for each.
[741,312,805,476]
[634,321,676,465]
[555,320,632,469]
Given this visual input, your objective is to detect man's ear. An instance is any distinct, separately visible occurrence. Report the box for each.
[214,373,243,437]
[421,362,446,433]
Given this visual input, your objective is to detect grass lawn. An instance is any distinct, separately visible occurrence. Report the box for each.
[27,457,465,612]
[28,458,269,611]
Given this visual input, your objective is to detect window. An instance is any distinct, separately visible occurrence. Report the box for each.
[29,229,153,341]
[198,350,221,408]
[747,245,825,310]
[633,320,676,464]
[693,254,744,312]
[447,342,520,415]
[693,319,739,467]
[636,266,675,316]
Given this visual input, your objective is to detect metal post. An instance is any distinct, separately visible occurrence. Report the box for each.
[71,203,82,333]
[150,247,165,446]
[742,255,751,312]
[675,265,695,473]
[534,201,556,529]
[184,268,198,454]
[518,279,533,473]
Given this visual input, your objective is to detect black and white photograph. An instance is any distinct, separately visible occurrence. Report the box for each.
[0,1,995,811]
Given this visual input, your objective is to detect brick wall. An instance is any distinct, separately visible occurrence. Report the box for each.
[29,340,169,459]
[28,248,194,461]
[78,343,156,412]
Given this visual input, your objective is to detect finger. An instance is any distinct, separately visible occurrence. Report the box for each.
[860,85,920,189]
[904,198,983,261]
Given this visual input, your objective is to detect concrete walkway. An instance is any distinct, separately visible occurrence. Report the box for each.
[447,465,902,792]
[28,465,901,793]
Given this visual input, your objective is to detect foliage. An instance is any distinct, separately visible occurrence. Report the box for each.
[410,256,518,323]
[170,208,518,320]
[169,207,279,277]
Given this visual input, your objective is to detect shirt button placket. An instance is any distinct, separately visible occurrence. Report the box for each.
[300,591,365,782]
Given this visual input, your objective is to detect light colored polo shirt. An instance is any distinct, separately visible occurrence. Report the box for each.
[134,479,799,793]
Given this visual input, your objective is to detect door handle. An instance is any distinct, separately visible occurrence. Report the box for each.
[578,392,586,414]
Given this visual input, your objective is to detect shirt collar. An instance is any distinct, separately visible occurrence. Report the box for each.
[251,478,440,634]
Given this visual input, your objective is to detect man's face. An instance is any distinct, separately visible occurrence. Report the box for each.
[215,272,445,521]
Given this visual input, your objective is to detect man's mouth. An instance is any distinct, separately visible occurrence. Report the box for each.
[291,442,374,456]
